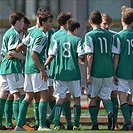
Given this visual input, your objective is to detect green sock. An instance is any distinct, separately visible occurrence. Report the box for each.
[49,99,56,110]
[19,94,25,105]
[17,100,29,127]
[64,101,72,126]
[48,105,55,123]
[13,100,19,123]
[54,104,62,127]
[74,105,81,127]
[0,98,6,128]
[121,103,131,123]
[96,100,100,116]
[34,102,39,126]
[103,100,113,114]
[128,105,133,119]
[88,106,98,125]
[111,98,118,124]
[4,100,13,126]
[39,101,48,127]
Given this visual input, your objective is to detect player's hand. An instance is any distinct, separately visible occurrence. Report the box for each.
[40,69,48,81]
[113,75,119,86]
[87,74,91,84]
[6,52,13,60]
[79,58,85,65]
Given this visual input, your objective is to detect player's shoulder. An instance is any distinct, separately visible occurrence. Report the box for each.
[4,27,18,37]
[52,29,67,39]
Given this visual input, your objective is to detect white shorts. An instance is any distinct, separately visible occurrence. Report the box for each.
[87,77,113,100]
[117,78,133,94]
[0,73,24,94]
[47,78,53,87]
[111,82,117,91]
[53,80,81,99]
[24,73,48,93]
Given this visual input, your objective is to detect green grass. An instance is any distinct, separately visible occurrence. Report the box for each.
[0,124,125,133]
[0,131,126,133]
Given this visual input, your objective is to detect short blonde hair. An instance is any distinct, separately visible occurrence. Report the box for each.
[121,7,133,25]
[101,13,112,25]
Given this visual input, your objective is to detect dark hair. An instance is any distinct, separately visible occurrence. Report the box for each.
[24,16,31,25]
[39,11,53,26]
[89,10,102,25]
[57,11,72,26]
[9,11,25,25]
[122,7,133,25]
[36,7,47,17]
[67,19,80,32]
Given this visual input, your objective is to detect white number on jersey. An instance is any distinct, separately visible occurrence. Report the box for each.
[127,39,133,55]
[62,42,71,58]
[98,37,107,53]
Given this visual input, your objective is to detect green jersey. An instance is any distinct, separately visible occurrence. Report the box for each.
[85,28,114,78]
[28,26,36,34]
[22,28,47,74]
[0,27,22,74]
[49,33,84,81]
[112,29,133,80]
[46,28,55,55]
[49,29,68,79]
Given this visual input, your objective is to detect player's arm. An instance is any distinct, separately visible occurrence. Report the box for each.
[44,55,55,68]
[44,38,58,68]
[31,51,48,81]
[113,54,119,86]
[16,35,30,53]
[16,43,27,53]
[86,54,93,84]
[6,50,25,60]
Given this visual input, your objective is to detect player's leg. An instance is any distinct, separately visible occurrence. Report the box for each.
[0,75,11,130]
[15,74,34,131]
[96,96,101,117]
[111,89,119,130]
[100,77,114,130]
[127,94,133,119]
[38,90,49,130]
[8,73,25,124]
[32,92,40,130]
[63,93,73,130]
[15,92,34,131]
[53,80,67,130]
[68,80,81,130]
[48,79,56,111]
[117,78,133,130]
[0,75,10,130]
[88,77,103,130]
[29,73,50,131]
[4,94,15,130]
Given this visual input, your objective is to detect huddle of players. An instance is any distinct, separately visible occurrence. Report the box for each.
[0,5,133,131]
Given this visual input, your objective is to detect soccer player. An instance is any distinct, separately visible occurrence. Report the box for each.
[0,11,25,130]
[84,10,114,130]
[100,13,119,130]
[14,11,53,131]
[112,7,133,130]
[45,11,73,130]
[44,19,85,130]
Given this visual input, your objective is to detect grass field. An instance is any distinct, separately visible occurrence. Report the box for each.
[0,131,127,133]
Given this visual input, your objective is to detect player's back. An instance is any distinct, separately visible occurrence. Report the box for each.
[85,28,114,78]
[0,27,22,74]
[54,34,83,81]
[49,29,67,79]
[114,29,133,80]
